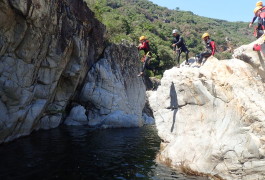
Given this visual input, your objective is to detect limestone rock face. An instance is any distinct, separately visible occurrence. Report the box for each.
[65,43,147,128]
[0,0,105,142]
[149,53,265,179]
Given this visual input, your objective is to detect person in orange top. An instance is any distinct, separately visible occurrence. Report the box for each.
[196,33,216,66]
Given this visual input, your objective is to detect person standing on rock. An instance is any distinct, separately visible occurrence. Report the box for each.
[171,29,189,68]
[249,1,263,28]
[253,5,265,37]
[196,33,216,66]
[250,2,265,38]
[137,35,152,77]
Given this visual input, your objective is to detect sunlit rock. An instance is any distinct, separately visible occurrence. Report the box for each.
[149,53,265,179]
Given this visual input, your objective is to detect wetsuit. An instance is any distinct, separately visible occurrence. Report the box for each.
[172,35,189,65]
[197,38,216,64]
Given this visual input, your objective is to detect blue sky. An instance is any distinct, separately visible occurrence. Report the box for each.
[149,0,259,22]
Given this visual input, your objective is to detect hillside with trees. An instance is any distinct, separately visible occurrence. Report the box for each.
[85,0,256,78]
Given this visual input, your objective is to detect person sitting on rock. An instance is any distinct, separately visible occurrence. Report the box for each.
[249,1,264,38]
[196,32,216,66]
[171,29,189,68]
[137,35,152,77]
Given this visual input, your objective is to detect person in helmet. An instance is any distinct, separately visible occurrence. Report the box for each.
[137,36,152,76]
[196,33,216,66]
[254,5,265,35]
[249,1,263,28]
[171,29,189,67]
[250,2,265,38]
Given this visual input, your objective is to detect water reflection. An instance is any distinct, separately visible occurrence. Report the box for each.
[0,125,208,180]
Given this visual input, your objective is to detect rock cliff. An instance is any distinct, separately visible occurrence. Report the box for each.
[148,38,265,180]
[65,42,148,128]
[0,0,147,143]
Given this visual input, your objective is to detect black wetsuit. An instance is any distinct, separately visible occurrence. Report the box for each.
[172,35,189,64]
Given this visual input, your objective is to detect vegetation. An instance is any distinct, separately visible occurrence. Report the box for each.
[85,0,256,78]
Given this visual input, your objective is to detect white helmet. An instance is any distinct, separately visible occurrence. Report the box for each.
[172,29,179,34]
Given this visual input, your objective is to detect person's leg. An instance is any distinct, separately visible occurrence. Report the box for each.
[138,55,150,76]
[185,49,189,65]
[197,52,210,64]
[200,52,211,65]
[176,50,181,66]
[197,53,204,64]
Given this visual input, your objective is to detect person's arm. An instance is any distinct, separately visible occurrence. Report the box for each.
[138,41,148,50]
[172,39,176,51]
[210,41,216,55]
[175,36,183,46]
[249,16,258,27]
[138,42,143,50]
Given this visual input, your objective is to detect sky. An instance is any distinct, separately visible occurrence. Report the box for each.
[149,0,259,22]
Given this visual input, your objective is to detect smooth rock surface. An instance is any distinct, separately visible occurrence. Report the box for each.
[66,43,147,128]
[149,51,265,179]
[0,0,105,142]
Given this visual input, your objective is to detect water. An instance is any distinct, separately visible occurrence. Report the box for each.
[0,125,208,180]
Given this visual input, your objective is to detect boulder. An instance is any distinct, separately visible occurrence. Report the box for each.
[149,52,265,179]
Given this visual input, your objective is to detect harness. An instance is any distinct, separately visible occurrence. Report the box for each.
[206,39,213,52]
[173,35,186,50]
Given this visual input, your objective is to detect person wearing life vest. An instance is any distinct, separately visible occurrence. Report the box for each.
[250,2,264,38]
[196,33,216,66]
[254,5,265,35]
[171,29,189,67]
[137,35,152,76]
[252,5,265,38]
[249,1,263,28]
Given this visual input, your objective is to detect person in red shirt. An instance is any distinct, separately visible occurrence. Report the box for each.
[196,32,216,66]
[137,36,152,76]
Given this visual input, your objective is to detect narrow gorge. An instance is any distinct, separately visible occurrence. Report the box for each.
[1,1,265,180]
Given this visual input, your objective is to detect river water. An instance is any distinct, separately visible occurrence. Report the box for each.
[0,125,208,180]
